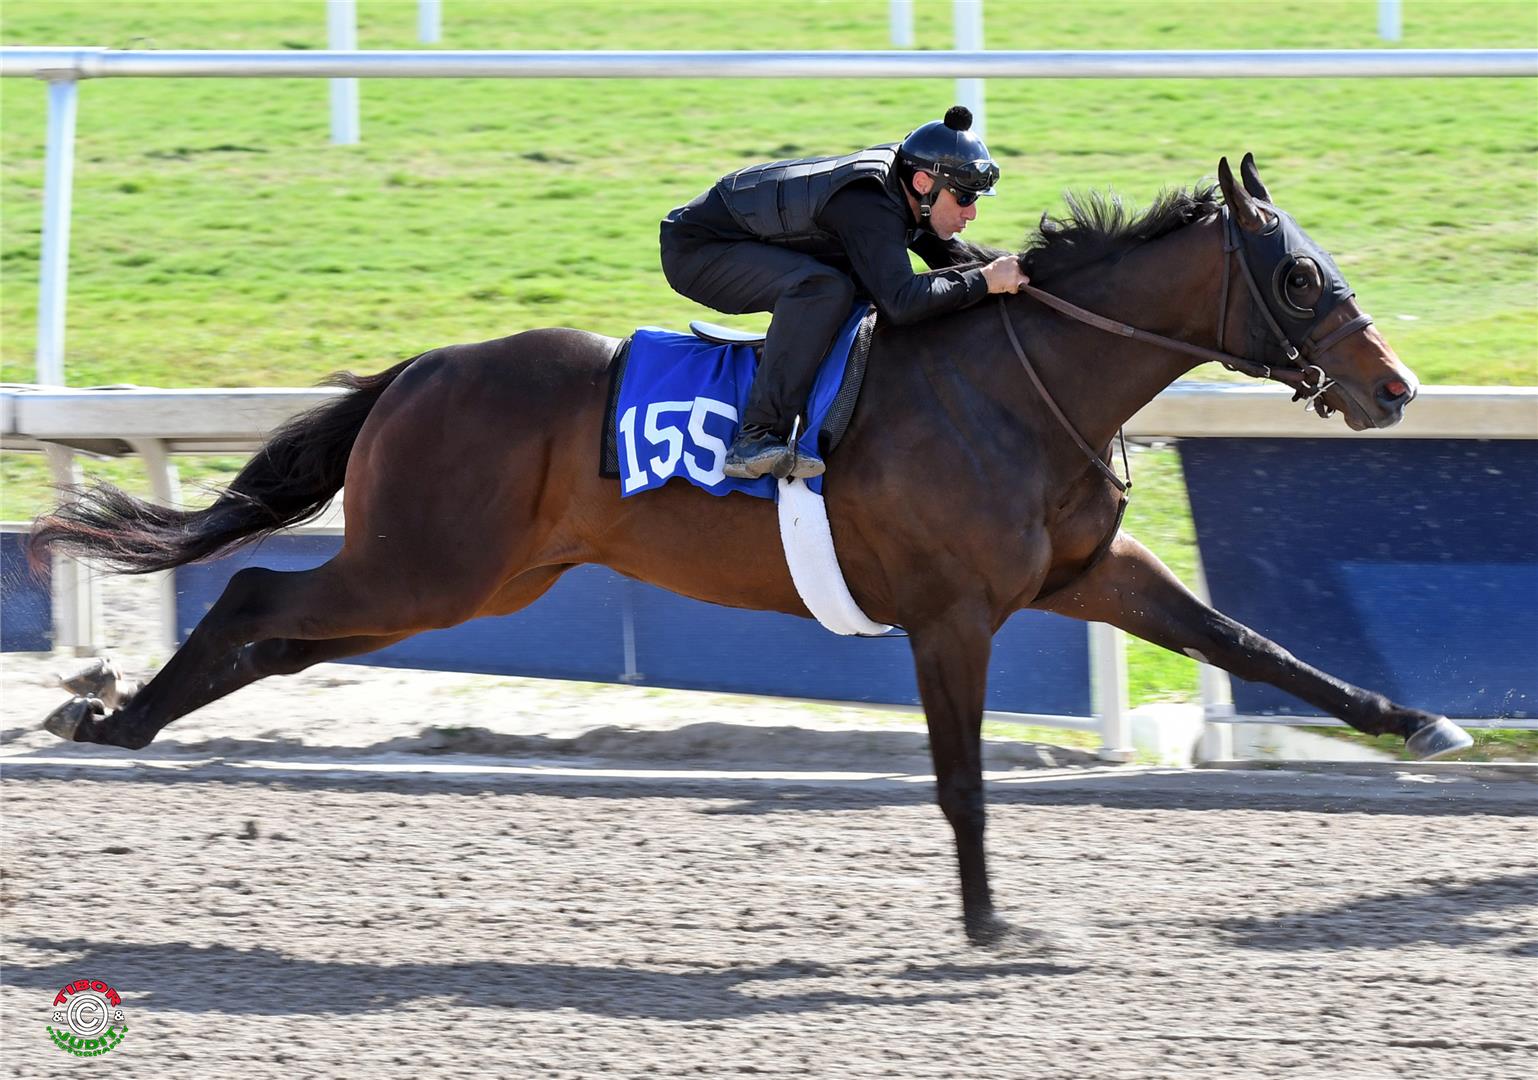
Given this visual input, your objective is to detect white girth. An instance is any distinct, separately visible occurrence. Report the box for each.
[775,478,892,637]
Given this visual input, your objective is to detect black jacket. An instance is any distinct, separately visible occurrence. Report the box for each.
[663,145,989,326]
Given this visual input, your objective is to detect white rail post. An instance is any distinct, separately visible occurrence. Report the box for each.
[36,75,78,386]
[1091,622,1135,762]
[620,577,642,683]
[127,438,183,652]
[890,0,914,48]
[418,0,442,45]
[1379,0,1402,42]
[953,0,985,137]
[327,0,360,145]
[1191,543,1236,762]
[43,446,98,655]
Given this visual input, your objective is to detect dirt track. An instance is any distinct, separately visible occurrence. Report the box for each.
[3,758,1534,1080]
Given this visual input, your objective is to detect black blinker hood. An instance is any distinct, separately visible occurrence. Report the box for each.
[1238,201,1358,345]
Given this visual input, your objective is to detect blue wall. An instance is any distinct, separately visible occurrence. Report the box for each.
[14,437,1535,728]
[0,529,51,652]
[1180,438,1537,720]
[173,535,1094,717]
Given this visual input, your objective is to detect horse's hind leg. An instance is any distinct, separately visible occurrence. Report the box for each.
[1038,535,1472,758]
[45,632,410,746]
[47,564,398,748]
[48,563,567,750]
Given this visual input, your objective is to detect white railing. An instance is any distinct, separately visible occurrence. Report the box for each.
[4,47,1535,79]
[7,383,1536,457]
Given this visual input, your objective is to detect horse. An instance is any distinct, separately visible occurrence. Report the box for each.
[29,155,1472,946]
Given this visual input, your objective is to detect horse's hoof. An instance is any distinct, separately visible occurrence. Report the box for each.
[59,657,128,707]
[965,912,1011,946]
[1406,717,1473,760]
[43,696,106,742]
[959,916,1070,960]
[965,912,1064,953]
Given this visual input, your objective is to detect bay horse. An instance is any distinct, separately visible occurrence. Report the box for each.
[30,155,1472,945]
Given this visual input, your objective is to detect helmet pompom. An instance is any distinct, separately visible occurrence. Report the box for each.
[943,106,973,132]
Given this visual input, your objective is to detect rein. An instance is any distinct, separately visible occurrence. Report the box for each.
[997,298,1131,577]
[997,301,1130,495]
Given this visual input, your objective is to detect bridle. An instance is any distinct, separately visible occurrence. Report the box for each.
[997,203,1378,571]
[1214,206,1376,417]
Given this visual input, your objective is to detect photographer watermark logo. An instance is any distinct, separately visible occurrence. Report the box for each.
[46,978,128,1057]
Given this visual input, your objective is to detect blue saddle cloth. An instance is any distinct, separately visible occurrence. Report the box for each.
[614,304,870,500]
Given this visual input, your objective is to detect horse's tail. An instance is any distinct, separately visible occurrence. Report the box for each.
[27,356,419,575]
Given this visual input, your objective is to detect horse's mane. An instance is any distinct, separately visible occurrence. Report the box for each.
[954,183,1222,283]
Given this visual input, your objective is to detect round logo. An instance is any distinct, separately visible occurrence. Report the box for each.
[46,979,128,1057]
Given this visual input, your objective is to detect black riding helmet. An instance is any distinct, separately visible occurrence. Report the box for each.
[898,105,1000,220]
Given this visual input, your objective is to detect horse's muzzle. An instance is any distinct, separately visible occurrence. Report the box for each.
[1370,377,1416,428]
[1377,378,1415,412]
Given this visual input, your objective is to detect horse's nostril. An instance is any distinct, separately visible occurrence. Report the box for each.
[1379,379,1411,405]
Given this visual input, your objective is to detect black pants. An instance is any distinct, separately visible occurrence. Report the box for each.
[660,233,855,438]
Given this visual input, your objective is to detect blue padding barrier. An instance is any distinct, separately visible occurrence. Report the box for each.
[1,529,51,652]
[174,534,1092,716]
[1180,438,1537,720]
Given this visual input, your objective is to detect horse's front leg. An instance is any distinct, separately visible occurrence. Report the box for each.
[909,604,1043,947]
[1039,534,1471,758]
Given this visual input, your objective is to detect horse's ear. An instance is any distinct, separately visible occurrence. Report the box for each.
[1218,156,1268,233]
[1239,152,1273,202]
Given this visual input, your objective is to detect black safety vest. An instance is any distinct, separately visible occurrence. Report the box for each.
[715,143,908,245]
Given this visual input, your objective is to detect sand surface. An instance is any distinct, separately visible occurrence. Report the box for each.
[3,575,1536,1079]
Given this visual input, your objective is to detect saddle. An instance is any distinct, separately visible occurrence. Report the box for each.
[688,321,766,348]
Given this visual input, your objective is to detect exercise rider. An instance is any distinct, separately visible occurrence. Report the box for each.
[659,106,1028,480]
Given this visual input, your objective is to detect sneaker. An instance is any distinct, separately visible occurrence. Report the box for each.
[723,428,791,479]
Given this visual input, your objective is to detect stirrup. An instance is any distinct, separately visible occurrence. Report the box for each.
[784,449,825,479]
[781,417,826,480]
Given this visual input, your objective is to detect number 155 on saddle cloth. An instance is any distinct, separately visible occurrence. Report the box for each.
[605,303,874,500]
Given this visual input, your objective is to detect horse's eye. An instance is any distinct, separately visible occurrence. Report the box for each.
[1279,257,1323,314]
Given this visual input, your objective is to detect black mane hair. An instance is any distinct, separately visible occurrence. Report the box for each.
[953,183,1222,283]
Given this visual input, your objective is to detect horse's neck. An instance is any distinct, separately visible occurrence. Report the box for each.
[1025,216,1224,450]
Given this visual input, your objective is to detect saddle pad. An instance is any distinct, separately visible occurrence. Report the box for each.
[604,303,874,500]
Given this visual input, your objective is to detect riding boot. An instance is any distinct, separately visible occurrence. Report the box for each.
[723,424,791,479]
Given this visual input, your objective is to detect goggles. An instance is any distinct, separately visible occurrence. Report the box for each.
[947,185,989,208]
[941,159,1000,206]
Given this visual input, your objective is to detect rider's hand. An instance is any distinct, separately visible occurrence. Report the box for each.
[982,256,1029,295]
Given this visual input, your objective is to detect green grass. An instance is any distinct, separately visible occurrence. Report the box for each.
[1120,447,1202,703]
[2,1,1534,706]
